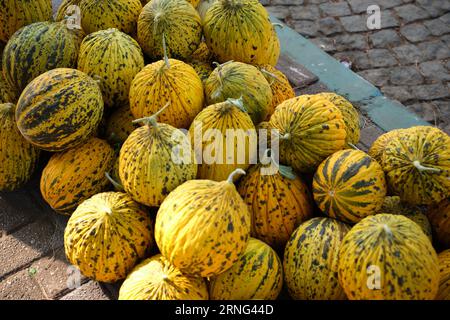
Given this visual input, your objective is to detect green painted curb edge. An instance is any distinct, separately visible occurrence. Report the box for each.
[271,16,429,132]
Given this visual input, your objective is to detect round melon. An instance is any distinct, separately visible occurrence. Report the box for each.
[188,99,257,182]
[437,249,450,300]
[40,137,115,214]
[267,95,347,173]
[15,68,104,152]
[64,192,154,283]
[2,21,83,93]
[105,105,138,145]
[205,61,272,124]
[313,149,387,224]
[137,0,202,60]
[381,196,432,240]
[368,129,404,163]
[119,114,198,207]
[381,126,450,205]
[258,64,295,120]
[338,214,439,300]
[284,217,351,300]
[119,254,208,300]
[78,28,145,108]
[77,0,142,35]
[0,103,40,191]
[209,238,283,300]
[0,0,52,42]
[129,59,204,129]
[155,169,251,277]
[317,92,360,147]
[238,160,313,249]
[428,198,450,248]
[203,0,273,65]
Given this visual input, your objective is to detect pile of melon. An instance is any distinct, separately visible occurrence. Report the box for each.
[0,0,449,300]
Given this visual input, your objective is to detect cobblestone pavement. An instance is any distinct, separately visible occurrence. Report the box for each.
[264,0,450,133]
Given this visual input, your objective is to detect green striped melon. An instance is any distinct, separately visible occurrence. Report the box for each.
[78,28,145,108]
[15,68,104,152]
[209,238,283,300]
[313,149,387,224]
[284,217,351,300]
[2,21,83,93]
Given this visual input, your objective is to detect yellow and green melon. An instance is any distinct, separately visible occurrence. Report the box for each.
[64,192,154,282]
[78,28,145,108]
[2,21,83,93]
[0,103,40,191]
[0,0,52,42]
[188,98,257,182]
[209,238,283,300]
[119,254,209,300]
[137,0,202,60]
[284,217,351,300]
[15,68,104,152]
[155,169,251,277]
[338,214,439,300]
[129,58,204,129]
[205,61,272,124]
[313,149,387,224]
[40,137,115,214]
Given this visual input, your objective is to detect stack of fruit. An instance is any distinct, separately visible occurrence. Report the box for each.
[0,0,449,300]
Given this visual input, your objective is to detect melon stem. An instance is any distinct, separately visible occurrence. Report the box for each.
[226,168,246,184]
[260,68,281,85]
[226,96,246,113]
[105,172,124,191]
[132,101,171,127]
[412,160,440,173]
[162,33,170,69]
[280,133,291,140]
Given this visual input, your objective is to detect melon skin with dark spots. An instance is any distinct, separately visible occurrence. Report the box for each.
[15,68,104,152]
[203,0,275,66]
[268,95,347,173]
[338,214,439,300]
[155,175,251,278]
[64,191,154,283]
[137,0,202,61]
[80,0,142,35]
[209,238,283,300]
[119,254,209,300]
[0,0,52,42]
[119,121,198,207]
[0,103,40,191]
[283,217,351,300]
[40,137,115,214]
[2,21,83,93]
[78,28,145,109]
[238,163,313,250]
[381,126,450,206]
